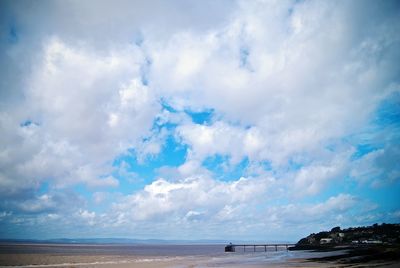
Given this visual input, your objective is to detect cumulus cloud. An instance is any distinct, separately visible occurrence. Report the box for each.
[1,0,399,240]
[151,0,400,168]
[292,151,351,197]
[177,121,266,164]
[112,175,272,223]
[0,37,159,195]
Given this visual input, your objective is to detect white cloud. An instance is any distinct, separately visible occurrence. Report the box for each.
[0,38,159,193]
[1,0,399,240]
[292,151,350,197]
[16,194,55,213]
[266,194,358,227]
[112,175,271,222]
[351,143,400,187]
[177,121,266,165]
[0,189,85,216]
[77,209,96,226]
[28,38,156,156]
[151,0,399,167]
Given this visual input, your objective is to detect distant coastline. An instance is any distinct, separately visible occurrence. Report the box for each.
[0,238,295,246]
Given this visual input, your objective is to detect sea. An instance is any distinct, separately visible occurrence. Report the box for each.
[0,243,345,267]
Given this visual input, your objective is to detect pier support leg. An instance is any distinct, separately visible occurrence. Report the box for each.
[264,245,267,252]
[275,245,277,251]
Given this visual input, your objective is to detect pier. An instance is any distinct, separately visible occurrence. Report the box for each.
[225,243,295,252]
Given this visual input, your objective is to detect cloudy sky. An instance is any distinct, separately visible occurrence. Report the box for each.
[0,0,399,241]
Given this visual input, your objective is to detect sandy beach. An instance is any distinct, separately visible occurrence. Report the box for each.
[1,243,400,268]
[0,253,332,267]
[1,251,399,268]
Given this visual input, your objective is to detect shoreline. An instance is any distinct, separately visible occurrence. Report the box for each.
[0,244,399,267]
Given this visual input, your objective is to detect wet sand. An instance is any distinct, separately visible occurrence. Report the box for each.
[0,244,399,268]
[0,253,328,267]
[1,253,399,268]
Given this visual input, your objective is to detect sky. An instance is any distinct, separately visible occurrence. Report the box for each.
[0,0,399,242]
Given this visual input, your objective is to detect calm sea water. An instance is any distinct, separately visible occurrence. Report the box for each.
[0,244,225,256]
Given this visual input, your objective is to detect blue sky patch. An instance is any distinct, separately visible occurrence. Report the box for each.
[185,109,214,125]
